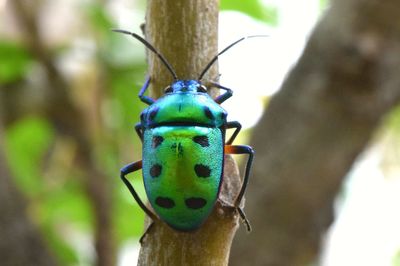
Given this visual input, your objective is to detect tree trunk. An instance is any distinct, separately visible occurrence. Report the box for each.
[137,0,245,265]
[231,0,400,265]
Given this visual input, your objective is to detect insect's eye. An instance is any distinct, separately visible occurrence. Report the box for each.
[197,85,207,93]
[164,86,173,93]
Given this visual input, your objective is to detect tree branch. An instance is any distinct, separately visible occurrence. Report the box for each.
[145,0,219,98]
[137,0,244,265]
[231,0,400,265]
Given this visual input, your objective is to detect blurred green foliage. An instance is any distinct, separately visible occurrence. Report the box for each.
[386,105,400,133]
[394,250,400,266]
[220,0,278,25]
[0,41,32,83]
[5,117,54,195]
[320,0,329,8]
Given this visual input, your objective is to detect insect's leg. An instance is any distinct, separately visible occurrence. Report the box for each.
[139,221,155,244]
[139,76,155,105]
[211,82,233,104]
[120,161,157,221]
[135,122,143,142]
[226,121,242,145]
[225,144,254,232]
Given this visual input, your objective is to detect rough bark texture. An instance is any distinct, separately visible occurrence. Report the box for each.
[0,122,58,266]
[137,0,245,265]
[231,0,400,265]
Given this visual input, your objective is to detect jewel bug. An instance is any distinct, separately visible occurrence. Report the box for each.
[115,29,257,232]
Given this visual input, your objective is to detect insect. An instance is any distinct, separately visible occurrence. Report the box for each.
[115,29,256,232]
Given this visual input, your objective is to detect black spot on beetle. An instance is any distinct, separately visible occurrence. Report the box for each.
[204,106,214,120]
[149,107,159,120]
[193,136,209,147]
[150,164,162,178]
[156,197,175,209]
[185,197,207,209]
[194,164,211,178]
[152,136,164,148]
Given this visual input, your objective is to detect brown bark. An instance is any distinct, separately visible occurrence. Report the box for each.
[231,0,400,265]
[137,0,245,265]
[145,0,219,98]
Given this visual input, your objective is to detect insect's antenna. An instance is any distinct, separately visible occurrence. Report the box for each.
[198,35,268,81]
[112,29,178,80]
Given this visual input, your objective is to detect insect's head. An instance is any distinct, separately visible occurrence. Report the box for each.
[164,80,207,94]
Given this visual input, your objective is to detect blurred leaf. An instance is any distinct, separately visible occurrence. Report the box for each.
[110,66,147,117]
[320,0,329,9]
[84,2,114,32]
[110,67,148,242]
[394,250,400,266]
[5,116,54,195]
[114,173,146,243]
[0,41,33,83]
[40,180,92,265]
[385,105,400,134]
[102,33,147,69]
[5,117,84,264]
[42,225,80,266]
[220,0,278,25]
[40,180,93,228]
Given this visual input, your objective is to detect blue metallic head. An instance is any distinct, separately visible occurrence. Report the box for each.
[165,80,207,94]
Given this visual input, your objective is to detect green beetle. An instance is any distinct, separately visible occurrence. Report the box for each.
[117,30,255,232]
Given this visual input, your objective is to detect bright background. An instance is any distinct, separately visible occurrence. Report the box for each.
[1,0,400,265]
